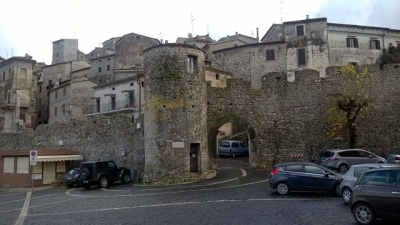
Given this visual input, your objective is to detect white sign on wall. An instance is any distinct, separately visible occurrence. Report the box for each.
[30,150,37,166]
[172,142,184,149]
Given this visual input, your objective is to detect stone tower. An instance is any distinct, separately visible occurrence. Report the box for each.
[143,44,208,183]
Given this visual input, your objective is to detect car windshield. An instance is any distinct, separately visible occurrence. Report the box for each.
[68,169,79,175]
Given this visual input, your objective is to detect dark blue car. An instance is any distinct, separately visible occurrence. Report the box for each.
[269,162,342,196]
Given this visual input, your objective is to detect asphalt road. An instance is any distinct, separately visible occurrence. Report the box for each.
[0,158,393,225]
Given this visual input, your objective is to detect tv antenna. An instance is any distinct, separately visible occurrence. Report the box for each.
[207,24,209,35]
[191,13,196,32]
[317,13,323,17]
[280,0,284,23]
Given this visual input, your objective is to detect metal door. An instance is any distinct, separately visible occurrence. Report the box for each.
[190,143,199,173]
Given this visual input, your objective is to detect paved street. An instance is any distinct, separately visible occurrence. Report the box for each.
[0,158,391,225]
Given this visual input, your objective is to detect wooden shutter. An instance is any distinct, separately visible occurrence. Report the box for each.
[376,40,381,49]
[271,50,275,60]
[370,40,373,49]
[298,49,306,65]
[346,38,350,47]
[17,157,29,174]
[3,157,15,173]
[354,38,359,48]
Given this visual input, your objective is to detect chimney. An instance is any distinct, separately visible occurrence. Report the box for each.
[160,39,163,44]
[256,28,259,42]
[165,40,168,44]
[306,15,309,20]
[235,32,238,36]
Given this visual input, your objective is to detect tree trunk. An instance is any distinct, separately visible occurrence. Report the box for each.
[349,125,356,149]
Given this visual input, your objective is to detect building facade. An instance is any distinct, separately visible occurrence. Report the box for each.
[48,76,96,124]
[215,17,400,87]
[114,33,159,69]
[0,55,36,133]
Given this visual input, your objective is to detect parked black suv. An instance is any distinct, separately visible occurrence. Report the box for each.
[78,160,131,189]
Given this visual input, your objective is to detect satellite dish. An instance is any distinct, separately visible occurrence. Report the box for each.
[188,33,193,39]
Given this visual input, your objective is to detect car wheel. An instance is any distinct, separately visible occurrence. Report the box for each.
[82,184,90,189]
[121,173,131,184]
[342,187,352,204]
[338,164,349,173]
[353,203,375,225]
[231,152,236,158]
[334,184,341,196]
[276,182,290,195]
[99,176,109,188]
[67,184,74,188]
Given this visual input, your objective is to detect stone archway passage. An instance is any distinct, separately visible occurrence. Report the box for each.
[208,114,257,169]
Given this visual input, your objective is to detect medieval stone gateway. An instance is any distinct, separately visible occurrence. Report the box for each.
[1,43,400,185]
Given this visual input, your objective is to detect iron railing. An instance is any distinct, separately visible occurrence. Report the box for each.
[84,99,136,115]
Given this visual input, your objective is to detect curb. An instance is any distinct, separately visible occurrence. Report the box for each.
[133,170,217,187]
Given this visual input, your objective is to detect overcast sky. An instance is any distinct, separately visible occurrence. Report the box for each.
[0,0,399,64]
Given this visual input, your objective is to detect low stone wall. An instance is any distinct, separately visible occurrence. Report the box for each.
[0,114,145,172]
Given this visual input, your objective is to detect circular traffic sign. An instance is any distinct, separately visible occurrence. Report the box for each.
[31,151,36,156]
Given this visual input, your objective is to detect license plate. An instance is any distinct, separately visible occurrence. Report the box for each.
[387,157,393,160]
[67,178,72,180]
[322,160,327,163]
[83,181,88,183]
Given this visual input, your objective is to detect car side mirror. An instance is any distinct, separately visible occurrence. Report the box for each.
[369,155,373,158]
[323,171,330,177]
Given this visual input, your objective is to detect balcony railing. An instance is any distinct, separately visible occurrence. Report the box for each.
[84,99,137,115]
[0,98,32,108]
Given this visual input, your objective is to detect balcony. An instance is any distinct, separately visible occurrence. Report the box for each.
[84,99,137,116]
[0,98,32,108]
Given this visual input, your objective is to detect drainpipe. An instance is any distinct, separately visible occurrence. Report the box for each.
[382,30,386,50]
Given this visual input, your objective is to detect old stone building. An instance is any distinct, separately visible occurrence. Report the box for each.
[176,34,215,49]
[48,76,96,124]
[215,17,400,87]
[114,33,159,69]
[87,48,115,84]
[52,39,88,64]
[0,55,37,133]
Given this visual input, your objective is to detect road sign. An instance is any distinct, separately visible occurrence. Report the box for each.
[30,150,37,166]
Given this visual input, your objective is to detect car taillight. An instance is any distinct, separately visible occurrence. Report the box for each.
[395,156,400,160]
[329,157,339,161]
[271,167,280,176]
[339,177,344,183]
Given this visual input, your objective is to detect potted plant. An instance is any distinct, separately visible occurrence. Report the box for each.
[51,173,65,187]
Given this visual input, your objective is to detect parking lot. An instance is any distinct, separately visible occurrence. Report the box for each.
[0,159,395,225]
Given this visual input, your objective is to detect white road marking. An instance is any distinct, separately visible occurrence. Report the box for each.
[26,197,326,217]
[0,193,59,205]
[240,169,247,177]
[14,191,31,225]
[0,192,26,197]
[66,179,269,198]
[0,208,23,214]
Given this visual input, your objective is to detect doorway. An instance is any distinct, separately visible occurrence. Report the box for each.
[190,143,199,172]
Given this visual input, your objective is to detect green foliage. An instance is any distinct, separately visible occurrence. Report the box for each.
[326,65,373,143]
[378,46,400,69]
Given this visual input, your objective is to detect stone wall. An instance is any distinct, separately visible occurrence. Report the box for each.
[0,115,145,172]
[206,65,400,169]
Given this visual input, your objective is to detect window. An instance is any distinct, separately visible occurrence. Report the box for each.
[56,53,58,57]
[3,157,14,173]
[2,72,5,81]
[370,39,381,49]
[296,25,305,36]
[220,142,230,147]
[55,90,58,99]
[297,48,306,65]
[322,151,334,157]
[97,52,100,57]
[38,111,41,118]
[284,164,303,172]
[111,97,116,110]
[107,65,110,71]
[108,161,116,168]
[49,80,53,85]
[38,98,42,105]
[353,166,371,178]
[346,38,359,48]
[136,35,141,40]
[304,165,325,174]
[39,85,42,93]
[112,87,115,90]
[187,56,197,73]
[239,143,246,148]
[96,162,107,169]
[215,74,220,80]
[130,83,134,86]
[266,49,275,60]
[54,107,57,116]
[99,60,102,62]
[232,143,239,148]
[17,157,29,174]
[98,67,101,73]
[359,171,395,187]
[234,44,238,47]
[62,104,66,115]
[108,58,110,61]
[359,151,372,157]
[96,99,100,112]
[339,150,360,157]
[63,87,66,96]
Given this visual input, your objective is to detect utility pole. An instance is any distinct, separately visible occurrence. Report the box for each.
[191,13,196,32]
[280,1,284,23]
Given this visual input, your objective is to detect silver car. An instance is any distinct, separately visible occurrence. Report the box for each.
[321,149,386,173]
[339,163,400,204]
[218,140,248,158]
[386,153,400,164]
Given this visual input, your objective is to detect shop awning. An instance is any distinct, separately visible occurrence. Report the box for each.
[37,155,83,162]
